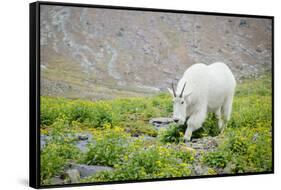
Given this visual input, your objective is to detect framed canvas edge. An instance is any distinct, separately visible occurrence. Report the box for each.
[30,1,40,189]
[29,1,275,189]
[37,0,274,19]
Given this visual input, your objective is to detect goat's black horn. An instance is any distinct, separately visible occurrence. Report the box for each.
[180,82,186,97]
[171,83,176,97]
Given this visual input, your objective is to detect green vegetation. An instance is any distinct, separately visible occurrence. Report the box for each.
[81,126,132,167]
[40,92,171,135]
[40,117,80,184]
[81,134,194,182]
[83,148,192,182]
[203,125,272,173]
[40,74,272,185]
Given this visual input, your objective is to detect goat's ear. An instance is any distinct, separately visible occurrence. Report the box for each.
[184,92,192,99]
[167,88,174,97]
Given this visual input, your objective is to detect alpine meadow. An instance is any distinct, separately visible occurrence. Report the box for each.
[39,4,273,186]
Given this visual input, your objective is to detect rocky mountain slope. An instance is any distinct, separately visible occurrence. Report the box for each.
[40,5,272,100]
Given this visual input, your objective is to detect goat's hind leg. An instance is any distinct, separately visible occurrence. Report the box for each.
[215,107,224,132]
[221,95,234,133]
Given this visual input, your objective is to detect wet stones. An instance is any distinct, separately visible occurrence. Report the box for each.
[149,117,174,128]
[50,164,114,185]
[41,132,93,152]
[68,163,113,178]
[186,136,219,151]
[65,169,80,183]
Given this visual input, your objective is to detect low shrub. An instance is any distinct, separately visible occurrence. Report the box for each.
[228,136,248,154]
[81,127,131,166]
[82,145,193,182]
[203,152,228,168]
[88,103,113,127]
[227,127,272,173]
[158,124,186,143]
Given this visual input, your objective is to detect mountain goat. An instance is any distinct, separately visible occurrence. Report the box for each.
[167,62,236,142]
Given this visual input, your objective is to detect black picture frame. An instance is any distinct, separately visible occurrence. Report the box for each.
[30,1,274,189]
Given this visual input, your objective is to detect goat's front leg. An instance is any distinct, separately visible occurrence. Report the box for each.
[184,110,207,142]
[184,127,193,142]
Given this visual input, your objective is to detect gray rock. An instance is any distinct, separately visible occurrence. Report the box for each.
[75,132,94,152]
[256,47,263,53]
[65,169,80,183]
[75,141,90,152]
[41,133,94,152]
[50,176,65,185]
[186,136,219,151]
[191,138,199,143]
[69,163,113,178]
[40,135,50,149]
[223,163,232,174]
[191,164,209,176]
[239,19,249,28]
[149,117,174,128]
[78,134,89,141]
[189,143,203,150]
[76,132,92,140]
[142,135,157,141]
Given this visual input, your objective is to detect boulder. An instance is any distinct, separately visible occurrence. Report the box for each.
[190,164,210,176]
[77,133,91,141]
[149,117,174,128]
[68,163,113,178]
[50,176,64,185]
[65,169,80,183]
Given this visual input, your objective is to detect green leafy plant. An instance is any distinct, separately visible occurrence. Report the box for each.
[228,136,249,154]
[158,124,186,143]
[203,152,228,168]
[81,127,131,166]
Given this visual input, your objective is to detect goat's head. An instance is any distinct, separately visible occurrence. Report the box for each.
[167,82,191,124]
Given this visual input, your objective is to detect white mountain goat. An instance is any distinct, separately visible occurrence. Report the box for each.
[167,62,236,142]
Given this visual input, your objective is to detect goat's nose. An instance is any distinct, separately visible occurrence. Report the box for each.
[173,119,179,123]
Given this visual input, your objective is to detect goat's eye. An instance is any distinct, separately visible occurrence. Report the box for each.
[181,101,184,104]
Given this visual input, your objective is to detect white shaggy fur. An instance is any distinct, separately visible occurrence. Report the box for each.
[168,62,236,141]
